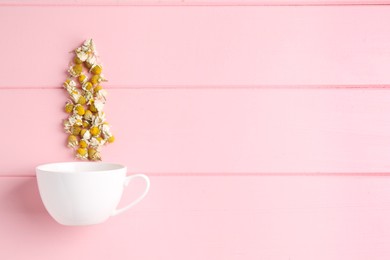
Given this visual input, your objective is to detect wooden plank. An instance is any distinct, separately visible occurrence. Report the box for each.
[1,88,390,175]
[1,0,389,6]
[1,6,390,87]
[1,175,390,259]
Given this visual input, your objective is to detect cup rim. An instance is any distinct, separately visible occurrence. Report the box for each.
[36,162,126,174]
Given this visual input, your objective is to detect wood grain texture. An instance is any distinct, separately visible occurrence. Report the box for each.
[1,176,390,260]
[1,88,390,175]
[1,5,390,87]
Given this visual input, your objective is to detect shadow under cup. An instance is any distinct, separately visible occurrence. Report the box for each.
[36,162,150,226]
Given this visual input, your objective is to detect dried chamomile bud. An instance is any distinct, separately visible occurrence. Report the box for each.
[77,96,86,105]
[69,64,83,77]
[88,148,101,161]
[72,126,82,136]
[84,110,93,121]
[78,73,87,84]
[64,78,71,85]
[83,82,93,91]
[63,78,76,88]
[80,128,87,138]
[75,39,96,62]
[90,75,100,85]
[101,123,112,138]
[93,111,106,125]
[94,85,103,92]
[76,147,88,159]
[82,129,91,140]
[82,120,90,128]
[65,102,74,114]
[107,135,115,143]
[68,114,82,125]
[74,104,85,116]
[74,118,83,126]
[90,137,100,147]
[76,51,88,62]
[85,61,93,69]
[89,102,98,113]
[79,139,88,148]
[91,65,102,75]
[95,89,107,101]
[93,100,105,112]
[84,91,94,104]
[90,126,100,136]
[80,39,96,53]
[67,135,78,148]
[74,56,83,64]
[86,55,97,69]
[63,120,72,133]
[69,90,81,103]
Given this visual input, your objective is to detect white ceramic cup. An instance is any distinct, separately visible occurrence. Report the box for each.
[36,162,150,226]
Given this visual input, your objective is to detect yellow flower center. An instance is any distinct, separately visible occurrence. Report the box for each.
[90,126,100,136]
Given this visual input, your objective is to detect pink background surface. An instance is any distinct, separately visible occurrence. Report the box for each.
[1,1,390,259]
[2,5,390,87]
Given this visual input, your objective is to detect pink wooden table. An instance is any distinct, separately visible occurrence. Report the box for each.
[1,1,390,259]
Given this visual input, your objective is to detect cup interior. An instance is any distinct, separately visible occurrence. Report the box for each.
[36,162,125,174]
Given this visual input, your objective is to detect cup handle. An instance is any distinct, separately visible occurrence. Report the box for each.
[111,174,151,216]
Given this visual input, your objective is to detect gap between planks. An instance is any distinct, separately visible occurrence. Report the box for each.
[2,1,390,7]
[2,85,390,90]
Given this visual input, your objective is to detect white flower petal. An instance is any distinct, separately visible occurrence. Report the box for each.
[94,100,105,112]
[83,130,91,140]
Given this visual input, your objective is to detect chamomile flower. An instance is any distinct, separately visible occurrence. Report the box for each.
[79,139,88,148]
[83,110,93,121]
[90,75,100,85]
[67,135,78,148]
[88,148,101,161]
[78,73,87,84]
[76,147,88,159]
[82,82,93,91]
[90,126,100,136]
[91,65,102,75]
[74,104,85,116]
[69,64,83,77]
[77,96,86,105]
[65,101,74,114]
[107,136,115,143]
[71,126,82,136]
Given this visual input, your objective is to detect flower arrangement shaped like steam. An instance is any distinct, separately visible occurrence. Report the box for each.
[63,39,115,161]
